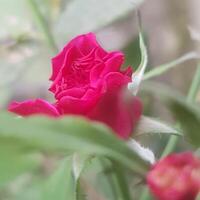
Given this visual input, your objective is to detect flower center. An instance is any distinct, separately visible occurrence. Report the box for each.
[54,51,104,97]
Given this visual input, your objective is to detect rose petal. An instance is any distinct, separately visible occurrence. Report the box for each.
[8,99,60,117]
[122,66,133,77]
[88,88,142,139]
[101,52,124,75]
[55,87,86,100]
[70,33,107,56]
[50,45,82,82]
[49,46,82,93]
[82,88,101,100]
[104,72,131,91]
[53,33,106,58]
[50,51,66,81]
[57,96,96,114]
[90,63,105,86]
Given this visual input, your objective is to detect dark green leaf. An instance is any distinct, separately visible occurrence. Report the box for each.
[168,99,200,147]
[141,81,200,147]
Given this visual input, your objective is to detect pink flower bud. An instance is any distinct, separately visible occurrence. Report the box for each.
[147,152,200,200]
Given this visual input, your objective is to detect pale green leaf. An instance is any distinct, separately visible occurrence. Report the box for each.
[72,153,89,182]
[143,52,200,80]
[55,0,144,45]
[128,32,148,95]
[134,116,179,136]
[127,139,155,164]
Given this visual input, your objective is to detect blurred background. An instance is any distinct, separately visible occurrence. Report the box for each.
[1,0,200,108]
[0,0,200,199]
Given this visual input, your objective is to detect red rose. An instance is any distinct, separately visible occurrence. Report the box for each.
[49,33,132,114]
[8,33,142,139]
[147,152,200,200]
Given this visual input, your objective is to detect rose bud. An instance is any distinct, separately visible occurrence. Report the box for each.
[147,152,200,200]
[8,33,142,139]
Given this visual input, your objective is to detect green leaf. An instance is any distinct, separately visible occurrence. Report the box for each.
[167,97,200,147]
[0,145,40,187]
[72,153,90,200]
[43,157,77,200]
[15,155,89,200]
[72,153,88,183]
[90,158,117,200]
[141,81,200,147]
[0,113,149,176]
[95,158,131,200]
[122,36,141,69]
[187,64,200,102]
[45,154,88,200]
[143,52,199,80]
[128,31,148,95]
[55,0,144,45]
[109,160,132,200]
[134,116,180,136]
[14,181,43,200]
